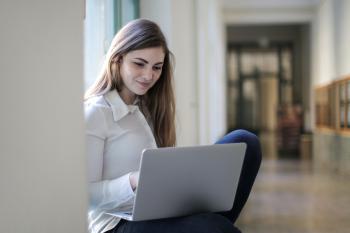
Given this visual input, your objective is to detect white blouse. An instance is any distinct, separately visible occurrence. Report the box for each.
[84,90,157,233]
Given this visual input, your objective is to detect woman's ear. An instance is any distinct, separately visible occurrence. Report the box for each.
[112,56,123,64]
[117,56,123,64]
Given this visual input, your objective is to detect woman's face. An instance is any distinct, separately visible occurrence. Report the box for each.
[119,47,165,101]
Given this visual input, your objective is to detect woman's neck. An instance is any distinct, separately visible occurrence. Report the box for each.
[119,88,136,105]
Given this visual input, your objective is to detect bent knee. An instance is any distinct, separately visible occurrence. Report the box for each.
[228,129,262,164]
[231,129,259,147]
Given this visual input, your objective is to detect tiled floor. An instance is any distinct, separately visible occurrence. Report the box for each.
[236,159,350,233]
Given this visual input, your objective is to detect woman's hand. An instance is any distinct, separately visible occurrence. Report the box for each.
[129,171,140,191]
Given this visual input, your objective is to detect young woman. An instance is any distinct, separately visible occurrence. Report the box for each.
[84,19,261,233]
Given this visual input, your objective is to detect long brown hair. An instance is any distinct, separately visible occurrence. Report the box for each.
[85,19,176,147]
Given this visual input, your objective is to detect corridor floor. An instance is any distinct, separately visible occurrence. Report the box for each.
[236,159,350,233]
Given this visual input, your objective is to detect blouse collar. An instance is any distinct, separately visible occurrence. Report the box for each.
[104,90,139,122]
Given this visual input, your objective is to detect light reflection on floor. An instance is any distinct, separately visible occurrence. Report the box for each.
[236,159,350,233]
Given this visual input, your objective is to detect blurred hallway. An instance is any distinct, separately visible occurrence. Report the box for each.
[237,159,350,233]
[223,1,350,230]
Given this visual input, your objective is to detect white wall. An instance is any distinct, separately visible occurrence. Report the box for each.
[312,0,350,86]
[170,0,200,145]
[140,0,172,45]
[196,0,227,144]
[333,0,350,77]
[0,1,88,233]
[311,0,336,86]
[140,0,198,146]
[140,0,227,145]
[310,0,350,129]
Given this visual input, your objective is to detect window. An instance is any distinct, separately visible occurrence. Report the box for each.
[114,0,140,33]
[84,0,139,90]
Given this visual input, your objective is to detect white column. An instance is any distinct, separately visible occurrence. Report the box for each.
[0,1,88,233]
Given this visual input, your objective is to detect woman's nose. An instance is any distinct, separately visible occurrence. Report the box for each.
[143,68,153,81]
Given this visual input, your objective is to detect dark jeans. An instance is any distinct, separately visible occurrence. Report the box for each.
[107,129,262,233]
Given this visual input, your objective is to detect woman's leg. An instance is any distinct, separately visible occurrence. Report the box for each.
[106,129,260,233]
[215,129,262,224]
[110,213,241,233]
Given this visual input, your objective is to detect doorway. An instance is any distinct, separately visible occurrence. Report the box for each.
[226,24,310,159]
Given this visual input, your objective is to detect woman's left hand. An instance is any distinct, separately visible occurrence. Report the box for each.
[129,171,140,191]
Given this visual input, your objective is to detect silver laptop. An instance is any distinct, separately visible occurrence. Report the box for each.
[106,143,246,221]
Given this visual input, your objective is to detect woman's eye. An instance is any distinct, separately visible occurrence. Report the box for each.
[134,62,144,67]
[154,66,162,71]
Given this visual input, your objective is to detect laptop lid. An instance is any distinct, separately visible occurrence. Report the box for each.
[130,143,246,221]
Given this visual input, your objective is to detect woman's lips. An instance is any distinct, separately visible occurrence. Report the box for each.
[136,81,151,89]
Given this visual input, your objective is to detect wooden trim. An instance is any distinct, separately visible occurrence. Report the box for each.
[338,130,350,137]
[315,82,333,90]
[336,83,340,131]
[316,126,335,132]
[315,75,350,133]
[346,80,348,130]
[334,75,350,83]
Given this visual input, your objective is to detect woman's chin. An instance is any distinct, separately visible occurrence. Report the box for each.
[134,88,148,96]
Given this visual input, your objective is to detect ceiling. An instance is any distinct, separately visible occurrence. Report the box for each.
[220,0,323,25]
[220,0,322,10]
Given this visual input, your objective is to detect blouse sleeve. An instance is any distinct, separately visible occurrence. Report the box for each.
[84,102,135,212]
